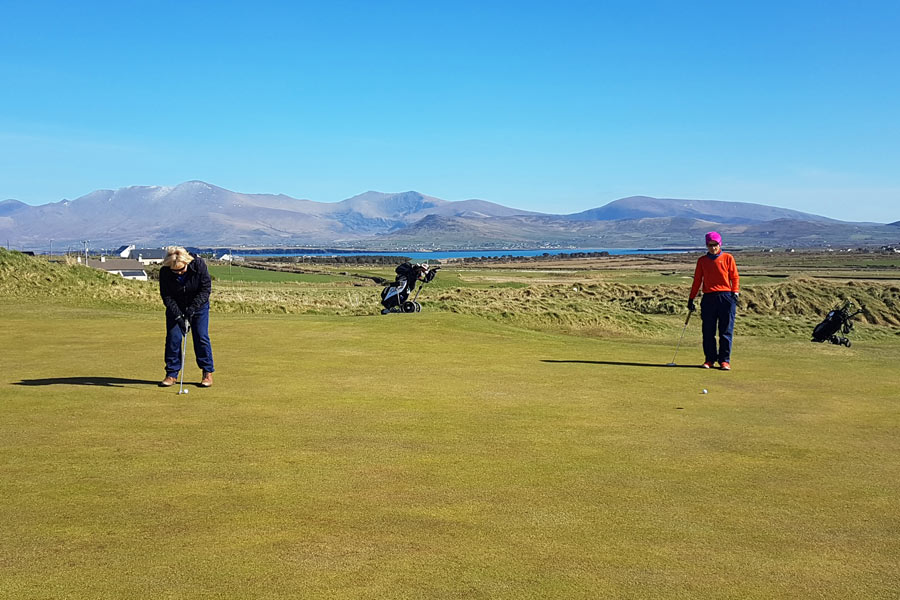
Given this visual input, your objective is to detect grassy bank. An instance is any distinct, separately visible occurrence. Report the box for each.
[2,249,898,340]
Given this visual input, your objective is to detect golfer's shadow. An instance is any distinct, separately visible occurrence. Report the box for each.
[542,360,698,369]
[13,377,160,387]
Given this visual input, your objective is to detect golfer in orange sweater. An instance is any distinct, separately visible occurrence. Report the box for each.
[688,231,740,370]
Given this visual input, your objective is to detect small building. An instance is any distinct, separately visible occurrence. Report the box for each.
[128,248,167,265]
[86,257,149,281]
[114,245,167,264]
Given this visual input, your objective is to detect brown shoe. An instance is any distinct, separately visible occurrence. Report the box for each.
[160,376,177,387]
[200,372,213,387]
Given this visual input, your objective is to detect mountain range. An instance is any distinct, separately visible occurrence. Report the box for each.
[1,181,897,250]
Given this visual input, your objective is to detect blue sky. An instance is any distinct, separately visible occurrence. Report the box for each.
[2,1,898,222]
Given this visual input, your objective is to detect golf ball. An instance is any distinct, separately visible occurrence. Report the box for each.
[702,389,708,394]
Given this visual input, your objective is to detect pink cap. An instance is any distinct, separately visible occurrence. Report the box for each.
[705,231,722,245]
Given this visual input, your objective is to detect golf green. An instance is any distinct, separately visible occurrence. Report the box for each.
[1,303,898,598]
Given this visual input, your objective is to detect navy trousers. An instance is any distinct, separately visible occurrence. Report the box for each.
[700,292,737,364]
[164,303,214,377]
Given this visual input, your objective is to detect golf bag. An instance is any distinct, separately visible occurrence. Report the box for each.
[811,302,865,347]
[381,277,419,313]
[380,263,439,314]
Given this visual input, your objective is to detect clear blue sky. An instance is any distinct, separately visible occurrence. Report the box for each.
[2,1,898,222]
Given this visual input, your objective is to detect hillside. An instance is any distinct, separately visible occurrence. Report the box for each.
[386,214,899,249]
[1,182,898,250]
[0,183,537,248]
[567,196,839,224]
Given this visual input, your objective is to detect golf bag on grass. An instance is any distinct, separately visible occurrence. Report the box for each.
[811,302,865,347]
[380,263,439,314]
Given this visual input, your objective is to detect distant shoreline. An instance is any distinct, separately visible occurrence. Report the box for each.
[200,247,698,261]
[196,247,699,257]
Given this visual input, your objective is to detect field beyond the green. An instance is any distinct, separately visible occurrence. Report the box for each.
[2,301,899,599]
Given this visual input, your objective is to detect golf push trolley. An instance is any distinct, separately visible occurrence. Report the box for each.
[811,301,867,347]
[380,263,440,314]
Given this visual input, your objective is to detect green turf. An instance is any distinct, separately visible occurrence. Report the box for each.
[1,302,899,598]
[208,264,350,283]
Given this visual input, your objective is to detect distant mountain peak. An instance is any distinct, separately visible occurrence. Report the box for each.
[2,183,896,249]
[178,179,214,188]
[0,199,29,217]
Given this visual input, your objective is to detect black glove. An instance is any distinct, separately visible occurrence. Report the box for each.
[687,298,696,312]
[176,315,189,334]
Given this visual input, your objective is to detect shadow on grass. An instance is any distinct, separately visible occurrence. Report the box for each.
[542,360,700,369]
[13,377,161,387]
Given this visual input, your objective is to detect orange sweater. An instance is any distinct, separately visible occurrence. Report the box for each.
[690,252,740,299]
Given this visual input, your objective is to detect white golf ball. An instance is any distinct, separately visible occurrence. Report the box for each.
[702,389,708,394]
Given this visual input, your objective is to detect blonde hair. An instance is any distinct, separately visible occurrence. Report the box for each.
[162,246,195,270]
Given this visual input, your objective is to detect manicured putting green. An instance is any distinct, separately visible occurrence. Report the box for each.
[2,304,898,598]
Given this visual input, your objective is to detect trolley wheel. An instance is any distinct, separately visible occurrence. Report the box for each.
[401,301,417,313]
[841,338,852,347]
[414,302,422,312]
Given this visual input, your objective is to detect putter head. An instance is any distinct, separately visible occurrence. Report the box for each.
[666,362,676,366]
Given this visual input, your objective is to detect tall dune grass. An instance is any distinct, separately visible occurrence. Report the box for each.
[2,249,898,338]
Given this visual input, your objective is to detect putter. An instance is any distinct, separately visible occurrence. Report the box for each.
[667,309,693,366]
[177,322,191,395]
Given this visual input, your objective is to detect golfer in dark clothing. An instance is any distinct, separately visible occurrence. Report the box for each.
[159,246,215,387]
[688,231,740,370]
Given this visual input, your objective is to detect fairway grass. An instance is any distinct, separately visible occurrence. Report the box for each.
[1,304,899,598]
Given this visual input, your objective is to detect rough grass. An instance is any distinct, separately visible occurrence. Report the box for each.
[3,251,900,340]
[1,304,899,599]
[0,250,159,309]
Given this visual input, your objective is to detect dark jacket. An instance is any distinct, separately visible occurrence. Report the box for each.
[159,255,211,318]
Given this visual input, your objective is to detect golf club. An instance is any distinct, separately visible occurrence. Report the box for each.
[667,309,693,366]
[409,278,430,311]
[177,321,190,395]
[409,266,439,311]
[410,282,425,304]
